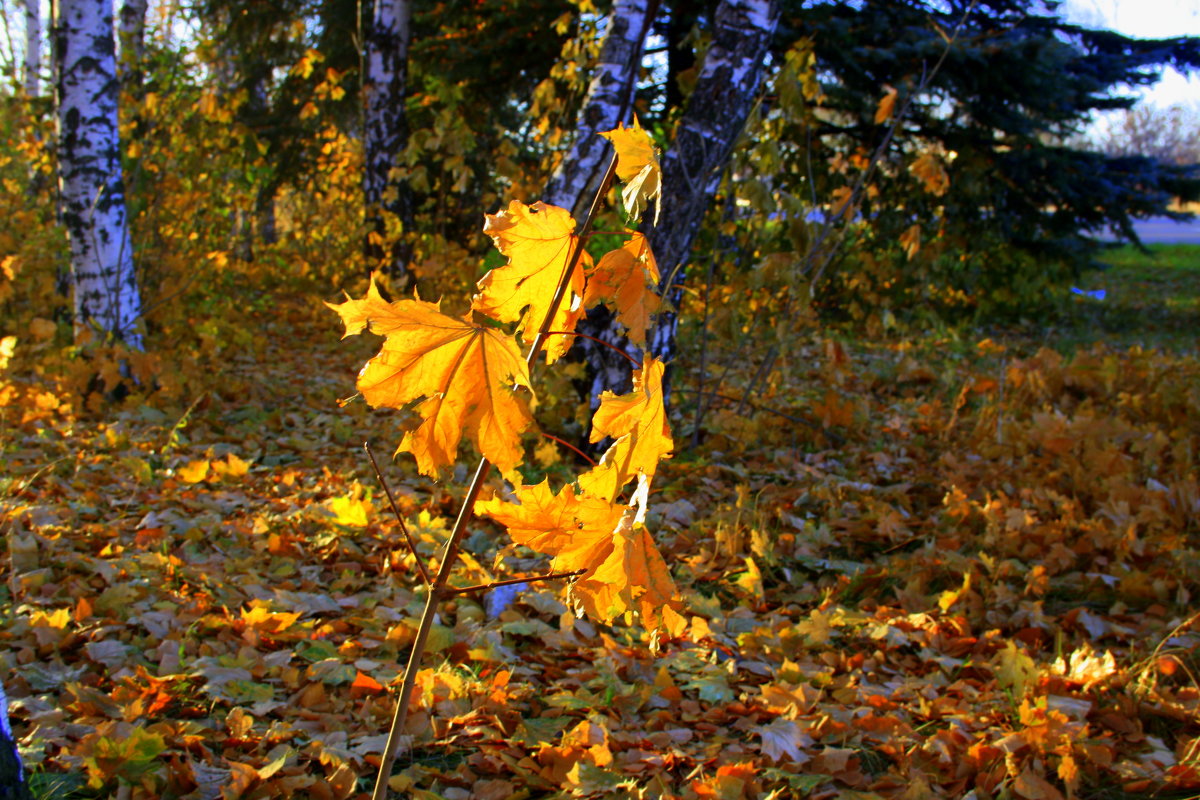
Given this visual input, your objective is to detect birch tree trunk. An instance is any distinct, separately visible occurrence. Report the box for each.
[55,0,144,349]
[645,0,778,366]
[577,0,779,401]
[363,0,414,283]
[24,0,40,95]
[118,0,148,93]
[543,0,655,219]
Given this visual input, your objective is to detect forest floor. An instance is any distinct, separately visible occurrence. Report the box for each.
[2,245,1199,800]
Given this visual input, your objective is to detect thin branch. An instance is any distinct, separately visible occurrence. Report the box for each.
[445,568,586,596]
[539,431,598,466]
[364,441,431,586]
[543,330,639,366]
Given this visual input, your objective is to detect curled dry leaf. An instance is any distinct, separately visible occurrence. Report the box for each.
[477,475,685,639]
[600,118,662,225]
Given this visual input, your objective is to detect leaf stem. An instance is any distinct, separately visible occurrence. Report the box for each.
[445,568,586,596]
[364,442,431,586]
[539,431,599,466]
[370,152,620,800]
[543,330,638,366]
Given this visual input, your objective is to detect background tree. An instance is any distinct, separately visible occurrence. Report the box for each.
[54,0,143,348]
[1087,102,1200,166]
[23,0,38,95]
[363,0,414,282]
[757,0,1200,322]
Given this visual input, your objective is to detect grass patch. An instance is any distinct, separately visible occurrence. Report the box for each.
[1058,243,1200,353]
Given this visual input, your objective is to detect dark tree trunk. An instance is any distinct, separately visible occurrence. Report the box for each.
[363,0,414,284]
[645,0,779,366]
[577,0,780,403]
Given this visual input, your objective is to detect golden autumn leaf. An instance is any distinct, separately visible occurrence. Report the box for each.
[910,151,950,196]
[583,234,661,346]
[899,223,921,260]
[874,84,898,124]
[600,118,662,224]
[473,200,585,364]
[578,356,673,502]
[477,475,685,639]
[177,459,210,483]
[327,283,534,477]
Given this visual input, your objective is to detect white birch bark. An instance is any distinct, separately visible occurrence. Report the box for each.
[24,0,40,95]
[363,0,413,282]
[55,0,144,348]
[544,0,653,219]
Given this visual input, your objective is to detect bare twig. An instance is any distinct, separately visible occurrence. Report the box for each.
[445,568,586,596]
[543,330,639,366]
[364,441,431,586]
[539,431,599,466]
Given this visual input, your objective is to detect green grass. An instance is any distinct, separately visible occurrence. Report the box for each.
[1056,243,1200,353]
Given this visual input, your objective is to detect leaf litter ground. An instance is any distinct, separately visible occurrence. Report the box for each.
[3,248,1200,800]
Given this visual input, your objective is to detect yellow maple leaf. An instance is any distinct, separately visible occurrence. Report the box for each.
[578,356,673,502]
[600,118,662,224]
[583,234,661,346]
[177,459,210,483]
[473,200,585,364]
[327,284,534,477]
[477,476,685,638]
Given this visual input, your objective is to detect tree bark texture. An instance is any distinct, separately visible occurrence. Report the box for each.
[24,0,40,95]
[544,0,655,219]
[645,0,779,366]
[55,0,144,348]
[363,0,414,283]
[118,0,148,93]
[576,0,779,402]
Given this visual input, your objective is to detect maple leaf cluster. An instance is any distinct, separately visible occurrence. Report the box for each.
[327,123,684,638]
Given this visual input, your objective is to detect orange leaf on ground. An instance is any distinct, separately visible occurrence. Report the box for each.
[473,200,585,364]
[326,282,534,477]
[351,671,384,694]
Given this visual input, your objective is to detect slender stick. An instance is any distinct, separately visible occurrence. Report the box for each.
[364,442,432,586]
[540,431,599,466]
[543,330,639,366]
[370,153,620,800]
[445,568,586,596]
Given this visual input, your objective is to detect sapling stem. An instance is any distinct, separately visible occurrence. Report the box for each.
[370,151,619,800]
